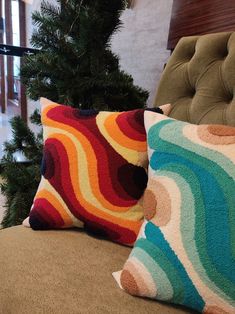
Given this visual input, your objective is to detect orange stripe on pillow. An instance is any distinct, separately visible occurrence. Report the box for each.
[54,133,135,213]
[104,113,146,152]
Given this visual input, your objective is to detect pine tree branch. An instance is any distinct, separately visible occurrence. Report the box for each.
[2,0,149,228]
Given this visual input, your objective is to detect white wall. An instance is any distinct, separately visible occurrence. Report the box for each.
[25,0,172,120]
[26,0,42,47]
[112,0,173,106]
[25,1,41,129]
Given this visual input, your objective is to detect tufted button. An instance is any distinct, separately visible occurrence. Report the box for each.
[225,91,233,103]
[228,95,234,103]
[222,53,229,61]
[221,47,229,59]
[190,87,196,98]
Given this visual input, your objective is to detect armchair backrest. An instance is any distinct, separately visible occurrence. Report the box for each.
[154,32,235,126]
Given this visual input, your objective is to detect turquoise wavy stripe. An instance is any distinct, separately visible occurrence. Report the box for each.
[134,239,200,310]
[140,222,205,312]
[155,169,205,281]
[149,119,235,180]
[131,247,174,301]
[151,120,235,258]
[157,168,235,305]
[150,151,235,301]
[149,120,235,262]
[148,120,234,297]
[133,240,185,304]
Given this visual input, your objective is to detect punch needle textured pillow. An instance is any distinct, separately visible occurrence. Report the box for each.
[118,111,235,312]
[26,98,168,246]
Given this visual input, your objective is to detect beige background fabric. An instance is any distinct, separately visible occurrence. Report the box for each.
[0,226,195,314]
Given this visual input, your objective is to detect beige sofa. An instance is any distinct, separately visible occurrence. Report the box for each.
[1,31,235,314]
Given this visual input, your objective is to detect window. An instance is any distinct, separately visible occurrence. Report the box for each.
[0,0,27,121]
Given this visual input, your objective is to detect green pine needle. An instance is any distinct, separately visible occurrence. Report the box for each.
[2,0,148,228]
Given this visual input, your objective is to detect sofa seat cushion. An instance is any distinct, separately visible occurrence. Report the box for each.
[0,226,194,314]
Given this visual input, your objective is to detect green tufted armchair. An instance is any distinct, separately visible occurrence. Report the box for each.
[155,32,235,126]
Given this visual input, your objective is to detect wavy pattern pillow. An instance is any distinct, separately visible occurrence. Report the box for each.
[117,111,235,312]
[25,98,168,245]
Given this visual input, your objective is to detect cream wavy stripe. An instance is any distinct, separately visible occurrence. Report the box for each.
[155,173,234,311]
[45,126,129,214]
[125,255,157,298]
[159,121,235,180]
[183,124,235,165]
[131,248,174,301]
[36,178,84,228]
[144,111,170,134]
[166,170,234,306]
[147,150,156,174]
[137,220,147,240]
[160,123,235,253]
[96,112,146,167]
[44,127,143,221]
[144,110,235,177]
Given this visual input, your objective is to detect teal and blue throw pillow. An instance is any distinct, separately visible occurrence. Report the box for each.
[116,111,235,313]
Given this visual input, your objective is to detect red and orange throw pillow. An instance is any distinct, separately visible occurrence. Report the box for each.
[24,98,169,245]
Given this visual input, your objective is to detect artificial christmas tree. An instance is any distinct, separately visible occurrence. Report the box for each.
[21,0,148,109]
[1,0,148,228]
[1,113,42,228]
